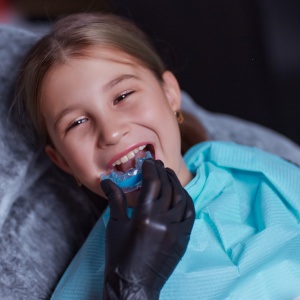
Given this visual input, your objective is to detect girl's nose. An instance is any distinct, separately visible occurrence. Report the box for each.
[97,116,129,147]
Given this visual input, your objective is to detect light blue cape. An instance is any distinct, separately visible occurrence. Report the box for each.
[52,141,300,299]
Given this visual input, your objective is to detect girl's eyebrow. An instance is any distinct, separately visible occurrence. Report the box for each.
[104,74,139,91]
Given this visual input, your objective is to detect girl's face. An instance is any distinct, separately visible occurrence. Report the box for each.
[41,46,191,204]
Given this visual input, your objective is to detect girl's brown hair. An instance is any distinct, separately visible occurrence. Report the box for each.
[15,12,207,153]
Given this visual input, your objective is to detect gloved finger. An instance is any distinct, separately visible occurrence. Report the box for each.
[138,159,161,207]
[166,168,186,207]
[100,179,128,222]
[152,160,172,212]
[155,168,185,223]
[168,192,195,249]
[164,168,195,224]
[182,189,196,222]
[169,190,195,238]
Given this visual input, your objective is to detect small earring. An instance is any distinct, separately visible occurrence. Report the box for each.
[175,110,184,124]
[74,177,82,187]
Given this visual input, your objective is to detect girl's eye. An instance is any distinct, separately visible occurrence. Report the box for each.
[113,90,134,105]
[67,117,89,131]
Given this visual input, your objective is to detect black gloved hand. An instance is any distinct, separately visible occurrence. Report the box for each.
[101,159,195,300]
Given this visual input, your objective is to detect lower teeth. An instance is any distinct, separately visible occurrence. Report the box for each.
[100,151,152,193]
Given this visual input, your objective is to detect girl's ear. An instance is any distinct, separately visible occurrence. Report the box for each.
[45,144,73,175]
[162,71,182,111]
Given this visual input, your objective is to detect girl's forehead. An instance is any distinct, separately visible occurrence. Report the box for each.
[43,46,144,87]
[75,45,141,66]
[41,46,151,101]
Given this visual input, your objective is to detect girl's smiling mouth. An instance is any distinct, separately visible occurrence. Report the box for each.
[101,145,154,193]
[108,144,155,173]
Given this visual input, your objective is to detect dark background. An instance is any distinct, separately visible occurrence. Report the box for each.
[111,0,300,145]
[10,0,300,144]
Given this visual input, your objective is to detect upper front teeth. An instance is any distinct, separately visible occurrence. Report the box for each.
[112,145,146,167]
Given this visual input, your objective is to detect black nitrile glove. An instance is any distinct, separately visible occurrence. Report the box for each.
[101,159,195,300]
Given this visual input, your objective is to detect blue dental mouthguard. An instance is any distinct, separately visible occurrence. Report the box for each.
[100,151,152,193]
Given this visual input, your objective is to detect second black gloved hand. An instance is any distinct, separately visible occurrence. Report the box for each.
[101,159,195,300]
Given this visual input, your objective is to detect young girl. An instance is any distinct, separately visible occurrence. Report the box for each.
[15,13,300,299]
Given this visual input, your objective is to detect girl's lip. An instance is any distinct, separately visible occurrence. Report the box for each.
[107,142,154,169]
